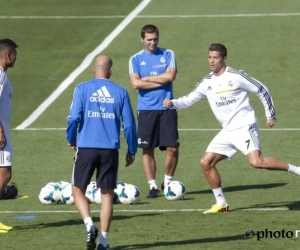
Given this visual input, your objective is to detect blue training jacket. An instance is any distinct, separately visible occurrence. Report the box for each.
[66,78,137,155]
[129,47,177,110]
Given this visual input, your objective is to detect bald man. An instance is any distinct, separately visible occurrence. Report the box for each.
[67,55,137,250]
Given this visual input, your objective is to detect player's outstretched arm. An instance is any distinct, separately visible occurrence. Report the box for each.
[267,118,276,128]
[164,87,205,109]
[163,99,173,108]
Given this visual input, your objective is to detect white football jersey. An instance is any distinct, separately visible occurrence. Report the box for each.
[172,67,275,130]
[0,66,12,137]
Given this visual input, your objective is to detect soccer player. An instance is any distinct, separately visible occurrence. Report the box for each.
[0,38,18,233]
[163,43,300,214]
[67,55,137,250]
[129,24,179,198]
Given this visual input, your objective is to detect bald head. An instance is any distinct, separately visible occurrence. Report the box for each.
[93,55,113,79]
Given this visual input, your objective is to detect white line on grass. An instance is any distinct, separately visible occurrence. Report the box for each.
[10,128,300,131]
[14,0,151,130]
[1,13,300,19]
[138,13,300,18]
[0,16,128,19]
[0,207,289,214]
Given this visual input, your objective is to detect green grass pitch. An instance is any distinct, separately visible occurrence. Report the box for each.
[1,0,300,249]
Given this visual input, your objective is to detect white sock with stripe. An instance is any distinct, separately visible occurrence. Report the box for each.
[212,187,227,207]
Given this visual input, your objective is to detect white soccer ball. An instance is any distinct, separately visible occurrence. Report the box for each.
[118,184,140,205]
[113,181,127,204]
[113,191,120,204]
[58,181,70,190]
[88,181,97,189]
[164,181,186,200]
[85,182,97,203]
[38,182,61,204]
[116,181,127,190]
[60,183,75,205]
[93,188,102,204]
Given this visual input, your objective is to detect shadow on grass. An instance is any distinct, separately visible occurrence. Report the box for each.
[12,213,159,230]
[187,183,287,195]
[234,200,300,211]
[113,234,247,249]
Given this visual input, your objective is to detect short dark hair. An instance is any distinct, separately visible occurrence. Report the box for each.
[141,24,159,39]
[0,38,18,53]
[209,43,227,58]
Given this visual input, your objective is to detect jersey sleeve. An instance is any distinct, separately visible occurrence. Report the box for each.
[166,49,177,69]
[172,81,206,109]
[0,70,6,98]
[121,90,137,155]
[129,56,140,75]
[66,85,83,143]
[238,70,275,119]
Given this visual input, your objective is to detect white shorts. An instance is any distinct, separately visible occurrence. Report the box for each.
[206,123,261,159]
[0,141,12,167]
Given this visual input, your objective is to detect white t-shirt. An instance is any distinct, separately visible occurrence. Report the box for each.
[172,66,275,130]
[0,66,12,139]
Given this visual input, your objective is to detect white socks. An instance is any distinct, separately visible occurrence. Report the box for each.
[164,175,173,186]
[149,176,173,189]
[99,232,108,247]
[148,180,158,189]
[288,164,300,176]
[84,218,108,247]
[212,187,227,207]
[84,217,93,231]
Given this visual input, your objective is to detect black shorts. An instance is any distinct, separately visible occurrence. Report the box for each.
[137,110,179,150]
[73,148,118,189]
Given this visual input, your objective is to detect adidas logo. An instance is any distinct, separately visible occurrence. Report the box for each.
[89,86,114,103]
[207,86,212,90]
[140,61,146,66]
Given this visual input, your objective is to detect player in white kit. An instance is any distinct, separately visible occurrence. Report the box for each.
[163,43,300,214]
[0,38,18,233]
